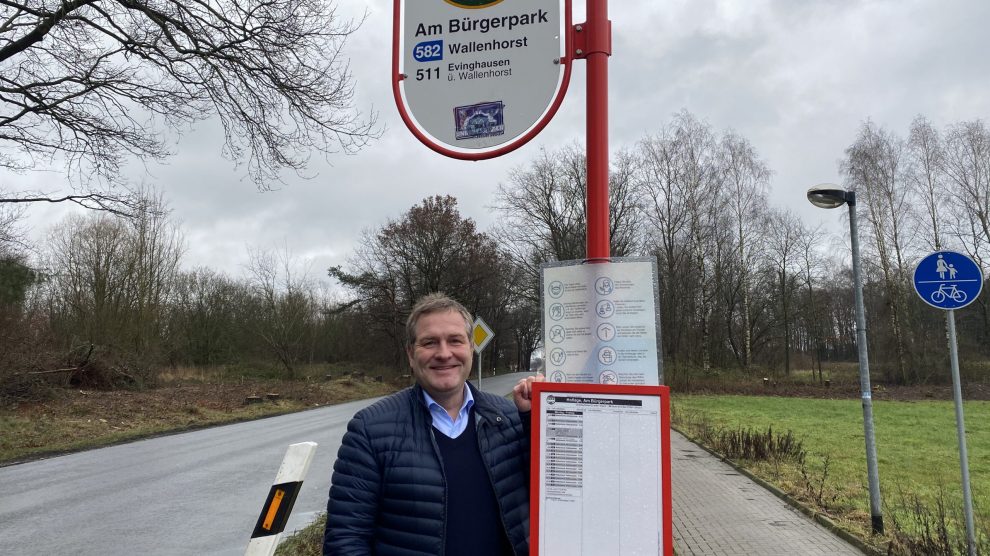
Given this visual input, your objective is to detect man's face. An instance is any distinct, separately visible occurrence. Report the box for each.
[407,310,473,400]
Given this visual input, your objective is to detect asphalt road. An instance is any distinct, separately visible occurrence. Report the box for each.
[0,372,529,556]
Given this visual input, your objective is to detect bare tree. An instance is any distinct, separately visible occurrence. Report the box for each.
[492,146,586,269]
[169,267,244,366]
[794,221,827,381]
[841,120,914,383]
[906,116,949,251]
[943,120,990,347]
[637,123,691,364]
[47,214,136,347]
[492,143,642,276]
[677,112,724,371]
[127,189,183,355]
[246,245,316,378]
[42,191,182,384]
[763,209,803,375]
[944,120,990,248]
[0,195,33,360]
[1,0,379,202]
[719,130,771,368]
[607,148,645,256]
[636,111,725,371]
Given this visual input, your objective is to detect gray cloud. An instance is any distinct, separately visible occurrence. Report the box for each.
[5,0,989,282]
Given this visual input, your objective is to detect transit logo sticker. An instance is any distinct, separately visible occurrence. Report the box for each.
[454,101,505,140]
[444,0,505,8]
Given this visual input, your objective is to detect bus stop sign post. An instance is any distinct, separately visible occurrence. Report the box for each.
[913,250,983,556]
[582,0,611,261]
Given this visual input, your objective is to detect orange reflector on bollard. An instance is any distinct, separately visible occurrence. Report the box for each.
[251,482,302,538]
[262,489,285,530]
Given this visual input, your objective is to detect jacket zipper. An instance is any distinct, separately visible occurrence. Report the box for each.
[428,414,448,556]
[476,411,517,556]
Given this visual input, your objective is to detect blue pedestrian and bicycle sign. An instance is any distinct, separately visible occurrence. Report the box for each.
[913,251,984,310]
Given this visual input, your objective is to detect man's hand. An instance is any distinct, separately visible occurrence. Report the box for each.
[512,373,545,412]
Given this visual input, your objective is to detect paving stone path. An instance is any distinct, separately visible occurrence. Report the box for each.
[670,431,864,555]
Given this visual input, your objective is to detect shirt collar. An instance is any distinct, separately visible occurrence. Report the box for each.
[422,383,474,416]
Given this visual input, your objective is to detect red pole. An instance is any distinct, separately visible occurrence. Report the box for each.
[584,0,611,261]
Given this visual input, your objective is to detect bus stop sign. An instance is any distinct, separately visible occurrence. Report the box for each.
[392,0,570,159]
[913,250,983,310]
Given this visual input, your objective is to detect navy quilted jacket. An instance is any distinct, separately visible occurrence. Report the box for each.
[323,383,530,555]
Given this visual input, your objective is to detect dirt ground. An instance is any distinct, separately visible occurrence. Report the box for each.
[9,373,988,426]
[9,374,988,430]
[8,376,403,415]
[0,376,404,465]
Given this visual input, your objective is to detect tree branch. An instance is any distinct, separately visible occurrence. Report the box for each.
[0,192,159,218]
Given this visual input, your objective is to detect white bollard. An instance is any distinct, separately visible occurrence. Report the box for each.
[245,441,318,556]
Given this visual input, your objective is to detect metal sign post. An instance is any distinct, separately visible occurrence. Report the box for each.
[849,199,884,534]
[913,250,984,556]
[806,186,884,534]
[582,0,611,261]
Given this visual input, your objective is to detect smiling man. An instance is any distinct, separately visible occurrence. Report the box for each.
[323,293,543,556]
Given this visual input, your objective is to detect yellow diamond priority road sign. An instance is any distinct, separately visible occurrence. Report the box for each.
[472,317,494,353]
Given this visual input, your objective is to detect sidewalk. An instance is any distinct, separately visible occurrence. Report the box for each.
[670,431,865,555]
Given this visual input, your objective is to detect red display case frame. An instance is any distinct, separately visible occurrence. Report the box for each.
[529,382,672,556]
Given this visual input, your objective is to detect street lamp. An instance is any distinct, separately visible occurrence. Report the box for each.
[807,184,884,535]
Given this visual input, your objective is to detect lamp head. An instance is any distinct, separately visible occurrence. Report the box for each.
[807,184,852,209]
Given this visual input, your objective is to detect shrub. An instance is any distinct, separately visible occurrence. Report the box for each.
[886,482,990,556]
[673,407,806,463]
[703,425,806,462]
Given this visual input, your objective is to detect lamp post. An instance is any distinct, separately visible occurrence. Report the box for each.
[807,184,884,535]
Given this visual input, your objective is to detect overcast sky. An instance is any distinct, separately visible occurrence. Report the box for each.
[9,0,990,285]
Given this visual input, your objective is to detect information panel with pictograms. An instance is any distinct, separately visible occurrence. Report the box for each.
[541,258,662,386]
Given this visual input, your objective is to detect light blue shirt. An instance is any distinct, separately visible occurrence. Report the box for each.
[423,385,474,439]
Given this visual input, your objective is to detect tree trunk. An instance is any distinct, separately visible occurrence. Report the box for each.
[780,270,791,375]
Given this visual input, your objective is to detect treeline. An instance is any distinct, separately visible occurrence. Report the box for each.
[0,194,384,397]
[486,112,990,385]
[1,111,989,399]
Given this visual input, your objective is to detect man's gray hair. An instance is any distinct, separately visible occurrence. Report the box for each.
[406,292,473,346]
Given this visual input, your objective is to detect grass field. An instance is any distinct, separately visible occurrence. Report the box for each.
[673,394,990,553]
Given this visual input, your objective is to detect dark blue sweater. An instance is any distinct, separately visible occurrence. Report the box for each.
[434,410,513,556]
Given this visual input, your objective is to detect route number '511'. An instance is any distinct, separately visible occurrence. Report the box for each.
[416,68,439,81]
